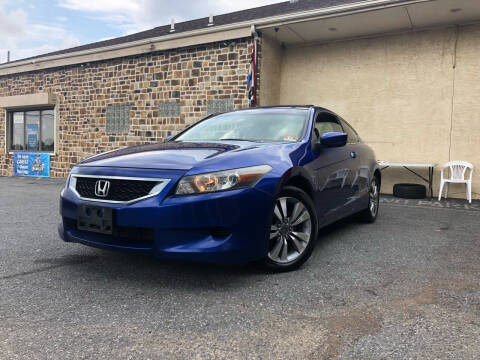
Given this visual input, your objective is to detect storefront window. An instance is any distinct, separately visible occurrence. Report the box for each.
[12,112,24,150]
[41,110,55,152]
[8,109,55,152]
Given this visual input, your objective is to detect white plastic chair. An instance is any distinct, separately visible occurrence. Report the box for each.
[438,161,474,203]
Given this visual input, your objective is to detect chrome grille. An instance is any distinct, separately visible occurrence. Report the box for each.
[71,175,169,203]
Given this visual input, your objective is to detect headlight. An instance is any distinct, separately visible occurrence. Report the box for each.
[68,173,77,193]
[61,172,73,197]
[175,165,272,195]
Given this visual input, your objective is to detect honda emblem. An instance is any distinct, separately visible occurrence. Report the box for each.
[95,180,110,198]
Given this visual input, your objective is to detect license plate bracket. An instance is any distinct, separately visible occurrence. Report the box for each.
[77,205,114,234]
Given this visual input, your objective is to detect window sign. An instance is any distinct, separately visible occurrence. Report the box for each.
[14,152,50,177]
[26,124,39,151]
[13,113,23,124]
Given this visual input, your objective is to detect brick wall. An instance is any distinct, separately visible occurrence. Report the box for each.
[0,37,256,177]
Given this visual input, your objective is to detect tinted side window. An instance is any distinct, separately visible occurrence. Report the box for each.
[340,119,359,144]
[314,112,343,139]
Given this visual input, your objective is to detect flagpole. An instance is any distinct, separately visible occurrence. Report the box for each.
[253,39,257,107]
[248,26,259,108]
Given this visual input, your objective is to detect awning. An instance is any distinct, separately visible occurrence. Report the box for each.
[261,0,480,45]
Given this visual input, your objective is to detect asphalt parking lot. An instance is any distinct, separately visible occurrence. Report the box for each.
[0,176,479,359]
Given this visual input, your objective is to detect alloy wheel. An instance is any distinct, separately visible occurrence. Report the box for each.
[268,197,312,264]
[369,179,379,217]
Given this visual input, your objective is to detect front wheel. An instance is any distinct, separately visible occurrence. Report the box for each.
[263,186,318,272]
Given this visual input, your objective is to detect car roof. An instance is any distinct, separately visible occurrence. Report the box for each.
[231,105,330,112]
[206,105,335,119]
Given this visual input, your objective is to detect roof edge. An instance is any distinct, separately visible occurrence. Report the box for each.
[0,0,428,76]
[0,27,253,77]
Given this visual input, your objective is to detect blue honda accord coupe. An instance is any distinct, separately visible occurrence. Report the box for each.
[59,106,380,271]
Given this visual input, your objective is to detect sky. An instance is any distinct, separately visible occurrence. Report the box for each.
[0,0,284,63]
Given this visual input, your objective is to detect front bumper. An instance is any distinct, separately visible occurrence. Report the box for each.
[59,186,274,264]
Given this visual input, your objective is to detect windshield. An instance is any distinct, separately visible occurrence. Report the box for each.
[175,109,309,142]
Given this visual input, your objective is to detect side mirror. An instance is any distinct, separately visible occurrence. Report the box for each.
[319,132,347,147]
[164,135,174,142]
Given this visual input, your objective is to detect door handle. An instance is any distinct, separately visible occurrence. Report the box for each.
[350,152,357,159]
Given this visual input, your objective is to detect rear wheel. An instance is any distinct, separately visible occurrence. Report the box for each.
[359,176,380,223]
[263,186,318,272]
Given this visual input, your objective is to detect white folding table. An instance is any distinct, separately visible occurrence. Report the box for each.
[377,161,438,198]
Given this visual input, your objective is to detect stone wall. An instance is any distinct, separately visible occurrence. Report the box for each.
[0,37,255,177]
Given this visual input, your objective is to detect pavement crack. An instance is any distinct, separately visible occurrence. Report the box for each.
[0,255,98,280]
[1,264,73,280]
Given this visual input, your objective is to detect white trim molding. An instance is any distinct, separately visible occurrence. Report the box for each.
[0,93,57,109]
[0,28,252,76]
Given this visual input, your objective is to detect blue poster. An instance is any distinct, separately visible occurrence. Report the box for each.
[26,124,39,151]
[14,152,50,177]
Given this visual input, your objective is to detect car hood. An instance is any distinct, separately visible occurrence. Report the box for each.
[77,141,250,170]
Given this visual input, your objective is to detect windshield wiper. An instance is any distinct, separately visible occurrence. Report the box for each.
[219,138,262,142]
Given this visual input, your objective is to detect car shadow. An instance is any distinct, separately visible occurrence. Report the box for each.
[57,247,267,291]
[54,214,363,289]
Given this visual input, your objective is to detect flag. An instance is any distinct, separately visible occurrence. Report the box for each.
[247,41,256,107]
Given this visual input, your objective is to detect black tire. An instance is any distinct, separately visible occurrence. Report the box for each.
[358,175,380,223]
[393,183,426,199]
[262,186,318,272]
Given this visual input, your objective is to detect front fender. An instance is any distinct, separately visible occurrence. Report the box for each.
[274,166,316,198]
